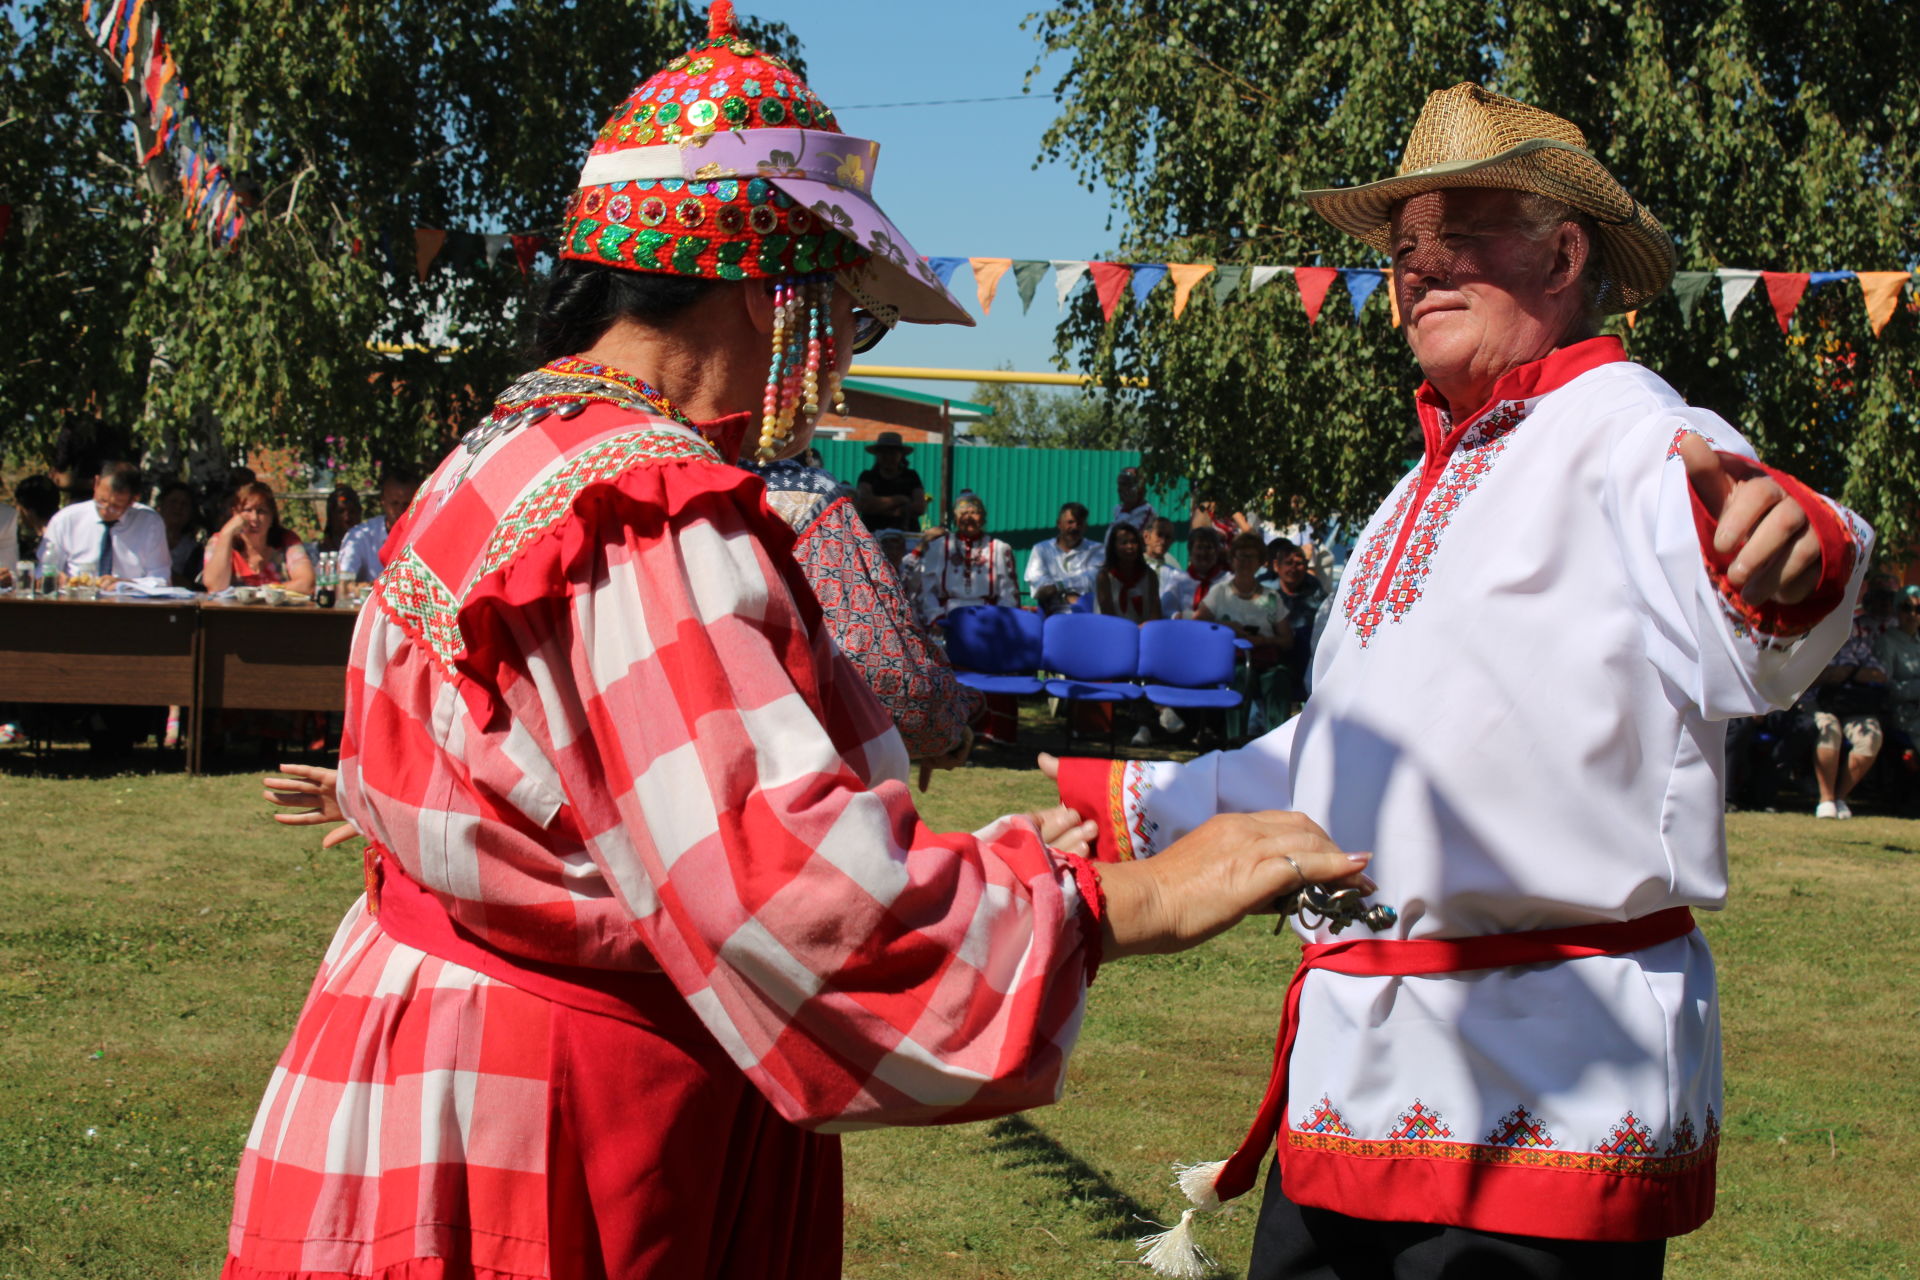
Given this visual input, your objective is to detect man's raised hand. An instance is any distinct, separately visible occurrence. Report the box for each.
[1676,434,1824,606]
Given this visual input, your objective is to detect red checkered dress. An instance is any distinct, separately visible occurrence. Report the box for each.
[224,392,1104,1280]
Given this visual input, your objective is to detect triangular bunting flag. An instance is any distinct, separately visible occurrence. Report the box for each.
[442,231,485,271]
[1341,268,1384,319]
[1388,280,1401,327]
[1167,264,1215,318]
[510,233,544,276]
[483,233,511,266]
[1087,261,1132,322]
[1718,269,1760,323]
[969,257,1012,315]
[0,205,10,244]
[1052,260,1090,310]
[1856,271,1910,337]
[1761,271,1810,333]
[1623,310,1637,329]
[1209,265,1245,306]
[413,228,447,282]
[926,257,969,289]
[1293,266,1338,324]
[1247,265,1286,295]
[1131,263,1169,309]
[1808,271,1853,290]
[1672,272,1712,325]
[1012,260,1049,313]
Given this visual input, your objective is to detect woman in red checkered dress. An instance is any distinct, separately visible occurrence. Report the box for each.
[224,8,1370,1279]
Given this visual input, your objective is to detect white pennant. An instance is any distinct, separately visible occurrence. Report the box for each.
[1248,265,1287,294]
[483,234,511,267]
[1717,269,1761,324]
[1051,260,1090,310]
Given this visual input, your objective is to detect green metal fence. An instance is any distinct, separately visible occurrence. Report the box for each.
[811,440,1189,587]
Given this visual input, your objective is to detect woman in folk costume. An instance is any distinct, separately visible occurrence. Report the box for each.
[220,8,1372,1280]
[1048,86,1870,1279]
[913,491,1019,629]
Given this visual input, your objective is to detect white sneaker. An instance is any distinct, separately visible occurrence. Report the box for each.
[1815,800,1839,819]
[1836,799,1854,820]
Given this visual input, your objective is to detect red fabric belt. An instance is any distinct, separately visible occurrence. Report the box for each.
[366,842,672,1029]
[1211,905,1699,1204]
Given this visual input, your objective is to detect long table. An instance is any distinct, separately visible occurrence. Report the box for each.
[0,596,359,773]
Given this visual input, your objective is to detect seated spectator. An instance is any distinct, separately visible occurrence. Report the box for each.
[1094,521,1162,622]
[1025,501,1102,614]
[317,484,363,555]
[1808,617,1888,819]
[12,476,59,567]
[39,461,171,585]
[1162,524,1227,619]
[0,499,15,588]
[916,493,1018,629]
[153,481,205,589]
[1109,466,1155,532]
[1266,538,1328,702]
[1196,531,1292,740]
[1875,592,1920,758]
[337,466,422,583]
[203,482,316,594]
[1142,516,1179,583]
[854,432,926,533]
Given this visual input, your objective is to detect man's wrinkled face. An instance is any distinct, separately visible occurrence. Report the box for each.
[92,476,134,523]
[1390,187,1567,405]
[1056,509,1083,545]
[1277,549,1309,590]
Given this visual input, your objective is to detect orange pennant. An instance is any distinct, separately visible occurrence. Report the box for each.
[1761,271,1810,334]
[1624,310,1638,329]
[1856,271,1911,338]
[969,257,1012,316]
[1388,278,1402,328]
[414,227,447,282]
[1167,264,1215,318]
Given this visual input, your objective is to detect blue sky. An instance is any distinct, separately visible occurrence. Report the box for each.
[765,1,1118,404]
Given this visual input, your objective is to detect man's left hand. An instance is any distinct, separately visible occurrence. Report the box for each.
[1677,435,1823,605]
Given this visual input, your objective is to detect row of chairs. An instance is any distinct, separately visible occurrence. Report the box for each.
[944,607,1244,712]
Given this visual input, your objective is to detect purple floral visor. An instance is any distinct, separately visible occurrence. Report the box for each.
[578,128,973,327]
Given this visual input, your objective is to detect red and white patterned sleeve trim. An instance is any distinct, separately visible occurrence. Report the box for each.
[543,461,1098,1130]
[1056,756,1138,863]
[1684,447,1858,640]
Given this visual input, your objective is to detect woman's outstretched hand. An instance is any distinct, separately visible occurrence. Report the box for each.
[264,763,359,849]
[1098,811,1371,960]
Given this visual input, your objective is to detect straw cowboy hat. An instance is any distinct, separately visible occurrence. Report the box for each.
[1301,83,1675,313]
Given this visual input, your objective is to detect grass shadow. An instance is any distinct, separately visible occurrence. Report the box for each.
[983,1113,1168,1245]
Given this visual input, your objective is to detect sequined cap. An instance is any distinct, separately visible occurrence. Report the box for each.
[561,0,972,326]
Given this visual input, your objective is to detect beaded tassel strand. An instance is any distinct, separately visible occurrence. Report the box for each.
[757,273,842,462]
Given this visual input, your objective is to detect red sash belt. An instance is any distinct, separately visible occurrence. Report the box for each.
[365,841,674,1029]
[1211,906,1699,1204]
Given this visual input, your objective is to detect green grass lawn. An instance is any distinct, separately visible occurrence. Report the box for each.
[1,746,1915,1279]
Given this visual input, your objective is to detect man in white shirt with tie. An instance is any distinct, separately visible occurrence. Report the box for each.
[37,461,171,586]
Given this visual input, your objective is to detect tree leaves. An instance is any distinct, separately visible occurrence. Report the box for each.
[1033,0,1920,549]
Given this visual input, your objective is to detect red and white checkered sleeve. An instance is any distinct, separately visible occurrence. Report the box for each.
[557,465,1105,1131]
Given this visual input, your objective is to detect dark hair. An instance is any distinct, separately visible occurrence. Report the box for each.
[1150,516,1176,539]
[1059,501,1089,523]
[378,463,423,491]
[13,474,59,523]
[102,460,143,496]
[1230,531,1268,559]
[531,258,721,364]
[1187,524,1223,549]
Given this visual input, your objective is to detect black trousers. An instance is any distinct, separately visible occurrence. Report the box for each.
[1249,1162,1667,1280]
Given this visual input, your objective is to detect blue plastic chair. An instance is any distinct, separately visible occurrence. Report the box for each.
[1041,613,1142,703]
[1137,620,1244,711]
[944,605,1046,696]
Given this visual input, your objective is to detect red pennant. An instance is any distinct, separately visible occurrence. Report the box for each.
[510,233,545,276]
[1294,266,1338,325]
[1761,271,1810,334]
[1088,262,1132,322]
[0,205,11,244]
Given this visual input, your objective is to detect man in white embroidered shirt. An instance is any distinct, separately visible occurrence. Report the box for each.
[38,461,171,587]
[1049,85,1869,1280]
[1025,501,1104,613]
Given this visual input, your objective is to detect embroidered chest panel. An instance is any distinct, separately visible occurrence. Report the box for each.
[1341,400,1530,646]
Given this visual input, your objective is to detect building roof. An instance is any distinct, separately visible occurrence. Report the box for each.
[839,379,994,419]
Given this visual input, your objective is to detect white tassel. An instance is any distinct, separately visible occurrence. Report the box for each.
[1135,1208,1215,1279]
[1174,1158,1229,1210]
